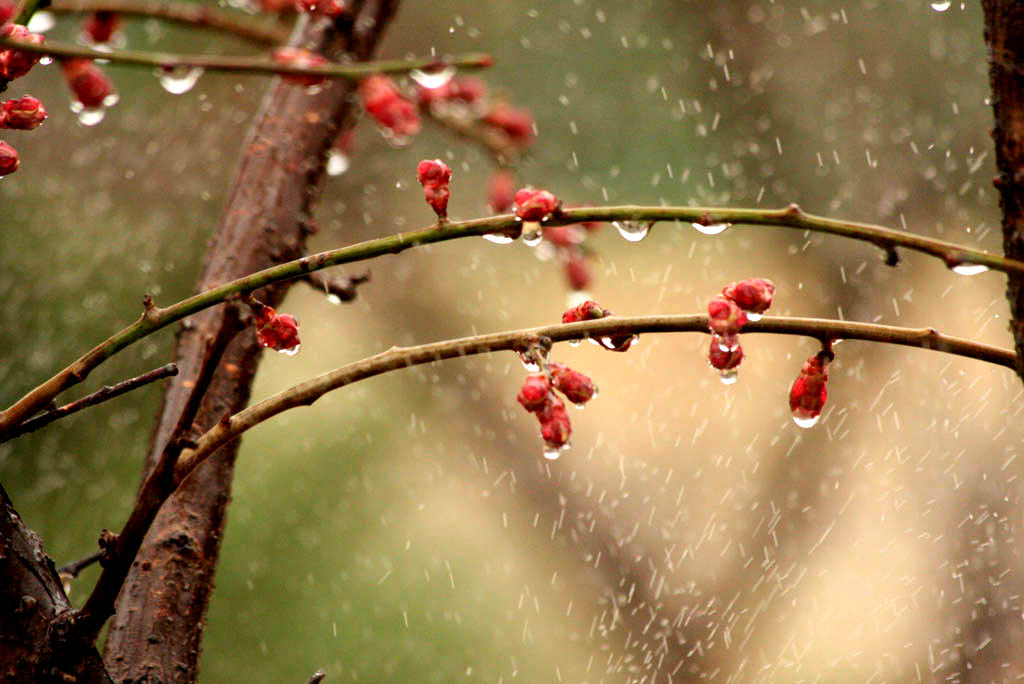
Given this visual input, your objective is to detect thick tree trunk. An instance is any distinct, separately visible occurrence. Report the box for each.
[101,3,399,681]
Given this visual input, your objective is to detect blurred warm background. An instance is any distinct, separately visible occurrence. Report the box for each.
[2,1,1022,682]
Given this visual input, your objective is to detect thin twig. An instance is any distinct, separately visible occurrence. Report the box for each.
[0,35,492,81]
[301,270,370,302]
[423,108,524,164]
[3,363,177,439]
[172,314,1016,484]
[49,0,290,45]
[56,549,105,579]
[1,203,1019,440]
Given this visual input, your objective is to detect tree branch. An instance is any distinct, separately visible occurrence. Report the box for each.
[301,270,370,302]
[3,363,177,439]
[172,313,1015,485]
[1,203,1018,441]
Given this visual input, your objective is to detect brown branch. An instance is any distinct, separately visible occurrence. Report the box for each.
[50,0,290,44]
[4,363,177,440]
[56,549,106,579]
[301,269,370,302]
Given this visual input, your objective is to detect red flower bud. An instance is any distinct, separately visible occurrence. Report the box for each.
[61,59,115,108]
[514,187,559,221]
[0,140,19,176]
[254,305,301,354]
[517,373,551,412]
[0,25,44,81]
[482,102,535,146]
[549,363,595,405]
[563,249,591,292]
[723,278,775,315]
[295,0,346,16]
[536,394,571,450]
[488,169,516,213]
[789,353,830,426]
[0,0,16,24]
[417,158,451,187]
[708,335,743,370]
[707,296,748,337]
[417,76,487,109]
[360,75,420,138]
[83,11,121,45]
[271,47,328,87]
[543,225,583,248]
[1,95,46,130]
[562,300,608,323]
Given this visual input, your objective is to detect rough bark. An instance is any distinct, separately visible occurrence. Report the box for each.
[0,483,113,683]
[101,3,399,682]
[983,0,1024,384]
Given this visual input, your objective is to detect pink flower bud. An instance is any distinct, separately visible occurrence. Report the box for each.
[722,278,775,314]
[562,300,608,323]
[482,103,535,146]
[0,140,19,176]
[517,373,551,412]
[83,11,121,45]
[271,47,328,87]
[254,305,301,353]
[61,59,115,108]
[549,363,595,405]
[708,335,743,370]
[789,353,830,424]
[514,187,559,221]
[0,25,44,81]
[536,394,571,449]
[707,296,748,337]
[417,158,451,187]
[1,95,46,130]
[295,0,346,16]
[360,75,420,138]
[563,249,591,292]
[488,169,516,213]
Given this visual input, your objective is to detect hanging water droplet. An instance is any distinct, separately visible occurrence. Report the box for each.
[156,66,204,95]
[568,339,582,348]
[745,312,763,322]
[482,232,515,244]
[598,335,638,352]
[39,56,53,66]
[518,352,540,372]
[522,222,543,246]
[543,446,561,460]
[692,221,731,235]
[71,101,106,126]
[612,220,651,242]
[279,344,301,357]
[410,64,456,89]
[28,10,55,32]
[326,293,342,305]
[792,413,820,428]
[326,149,350,176]
[717,337,739,352]
[950,263,989,276]
[930,0,951,10]
[719,369,738,385]
[103,93,120,108]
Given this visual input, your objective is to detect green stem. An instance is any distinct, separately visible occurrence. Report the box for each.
[0,203,1018,440]
[0,35,492,80]
[173,313,1016,481]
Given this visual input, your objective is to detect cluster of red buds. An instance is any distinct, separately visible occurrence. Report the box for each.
[562,300,635,352]
[82,10,122,46]
[271,47,329,88]
[251,301,301,355]
[789,350,832,427]
[706,278,775,382]
[517,357,596,458]
[514,187,560,221]
[359,74,420,141]
[416,158,452,220]
[0,24,48,176]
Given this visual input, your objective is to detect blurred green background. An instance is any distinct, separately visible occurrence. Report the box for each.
[3,1,1023,682]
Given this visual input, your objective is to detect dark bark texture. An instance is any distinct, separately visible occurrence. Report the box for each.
[101,2,399,682]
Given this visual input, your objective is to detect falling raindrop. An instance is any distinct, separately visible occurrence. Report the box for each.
[745,312,763,322]
[410,65,456,89]
[326,149,350,176]
[27,11,55,32]
[692,221,732,235]
[930,0,951,10]
[792,414,820,428]
[950,263,989,276]
[279,345,301,357]
[719,369,738,385]
[612,220,651,242]
[482,233,515,244]
[522,222,543,247]
[156,66,204,95]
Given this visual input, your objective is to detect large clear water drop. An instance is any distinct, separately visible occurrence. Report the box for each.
[692,221,732,235]
[157,66,204,94]
[950,263,989,276]
[410,65,456,89]
[613,220,651,242]
[792,413,820,428]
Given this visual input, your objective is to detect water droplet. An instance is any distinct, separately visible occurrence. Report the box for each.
[279,344,301,357]
[568,339,582,348]
[410,64,456,89]
[28,10,55,31]
[326,293,342,305]
[522,222,543,246]
[39,56,53,66]
[518,351,540,372]
[482,232,515,244]
[543,447,561,460]
[305,84,324,96]
[613,220,651,242]
[103,93,120,108]
[745,312,763,322]
[598,335,638,352]
[950,263,989,276]
[692,222,731,235]
[717,337,739,352]
[326,149,350,176]
[930,0,951,10]
[719,369,738,385]
[157,66,204,94]
[71,101,106,126]
[792,413,820,428]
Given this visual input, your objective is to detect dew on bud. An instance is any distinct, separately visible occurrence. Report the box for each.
[745,312,763,322]
[326,149,350,176]
[612,220,651,242]
[482,232,516,244]
[949,262,989,276]
[719,369,738,385]
[518,351,541,372]
[70,101,106,126]
[717,337,739,352]
[692,221,732,235]
[543,446,562,460]
[156,66,204,94]
[27,10,55,32]
[522,222,543,246]
[792,414,820,428]
[410,64,456,89]
[279,344,301,356]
